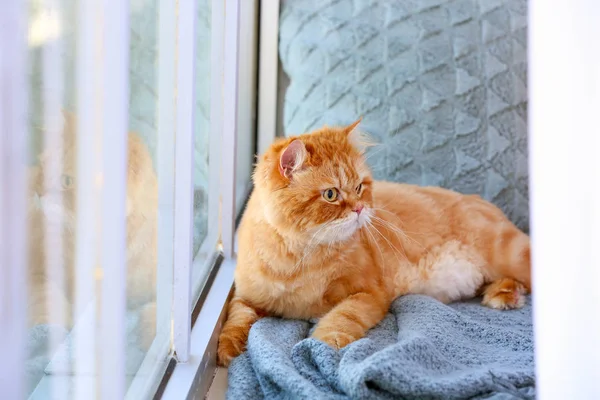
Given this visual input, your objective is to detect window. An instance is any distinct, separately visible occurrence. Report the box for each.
[1,0,257,398]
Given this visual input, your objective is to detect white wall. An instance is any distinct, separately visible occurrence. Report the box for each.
[529,0,600,398]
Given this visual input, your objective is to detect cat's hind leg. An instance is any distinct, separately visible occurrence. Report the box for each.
[481,278,527,310]
[138,301,156,351]
[480,226,531,310]
[28,272,74,329]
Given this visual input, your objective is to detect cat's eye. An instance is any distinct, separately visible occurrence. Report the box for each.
[61,174,74,189]
[356,183,363,194]
[322,188,338,202]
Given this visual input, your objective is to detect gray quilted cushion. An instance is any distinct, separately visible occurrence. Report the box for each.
[279,0,529,231]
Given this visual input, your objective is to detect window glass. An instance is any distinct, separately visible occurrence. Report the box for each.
[25,0,173,396]
[235,0,258,216]
[191,0,214,299]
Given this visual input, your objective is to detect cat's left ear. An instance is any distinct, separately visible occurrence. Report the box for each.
[345,117,374,153]
[344,118,362,135]
[61,109,76,125]
[279,139,307,179]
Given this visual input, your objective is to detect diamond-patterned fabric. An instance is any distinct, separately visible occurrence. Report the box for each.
[279,0,529,231]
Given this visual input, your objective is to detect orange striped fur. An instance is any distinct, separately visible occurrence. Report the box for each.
[217,121,531,367]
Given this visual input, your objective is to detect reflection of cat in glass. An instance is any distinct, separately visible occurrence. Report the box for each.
[27,110,157,349]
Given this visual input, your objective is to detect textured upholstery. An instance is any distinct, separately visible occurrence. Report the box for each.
[279,0,529,230]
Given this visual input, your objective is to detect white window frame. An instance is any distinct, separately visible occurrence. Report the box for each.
[161,0,255,396]
[0,1,28,399]
[133,0,259,396]
[219,0,241,260]
[97,0,130,397]
[257,0,281,155]
[172,0,198,364]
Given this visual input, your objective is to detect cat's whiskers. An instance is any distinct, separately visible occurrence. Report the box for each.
[370,215,430,256]
[366,220,408,264]
[366,221,403,265]
[363,144,386,162]
[293,219,346,272]
[325,225,341,255]
[370,215,413,260]
[371,207,430,236]
[293,223,331,271]
[329,217,359,243]
[362,223,384,265]
[326,227,345,255]
[294,214,364,272]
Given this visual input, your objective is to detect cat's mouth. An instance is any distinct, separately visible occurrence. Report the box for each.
[30,192,76,229]
[32,192,42,210]
[312,208,372,245]
[355,206,371,227]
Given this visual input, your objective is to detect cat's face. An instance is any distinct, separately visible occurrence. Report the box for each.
[29,110,158,228]
[29,111,79,234]
[256,121,374,244]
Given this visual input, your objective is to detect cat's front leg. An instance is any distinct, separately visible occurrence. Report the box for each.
[217,296,263,367]
[28,280,73,328]
[137,301,156,351]
[311,291,389,350]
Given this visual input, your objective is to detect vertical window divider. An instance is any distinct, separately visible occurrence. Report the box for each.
[40,0,67,397]
[207,0,225,252]
[98,0,130,398]
[158,0,255,397]
[0,1,28,398]
[257,0,280,155]
[74,0,102,396]
[156,0,177,358]
[172,0,198,363]
[221,0,241,259]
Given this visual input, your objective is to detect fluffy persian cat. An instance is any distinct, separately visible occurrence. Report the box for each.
[217,120,531,366]
[27,110,157,348]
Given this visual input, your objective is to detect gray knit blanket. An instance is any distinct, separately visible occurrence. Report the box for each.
[227,295,535,399]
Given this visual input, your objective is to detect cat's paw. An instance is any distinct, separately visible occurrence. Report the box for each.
[137,302,157,352]
[481,278,527,310]
[28,290,74,329]
[217,331,246,367]
[311,329,357,350]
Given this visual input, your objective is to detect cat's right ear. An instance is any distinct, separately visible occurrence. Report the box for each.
[61,108,75,122]
[279,139,307,179]
[61,108,77,131]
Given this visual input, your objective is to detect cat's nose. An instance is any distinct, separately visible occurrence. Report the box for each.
[33,192,42,208]
[352,204,364,215]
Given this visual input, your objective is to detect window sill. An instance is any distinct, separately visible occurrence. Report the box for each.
[27,232,219,400]
[160,255,235,399]
[205,368,228,400]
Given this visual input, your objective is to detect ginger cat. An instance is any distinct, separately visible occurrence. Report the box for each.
[217,120,531,366]
[28,110,157,348]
